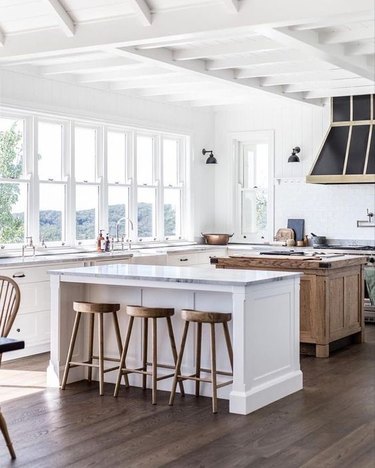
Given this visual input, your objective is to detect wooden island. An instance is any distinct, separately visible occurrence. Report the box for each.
[212,254,367,357]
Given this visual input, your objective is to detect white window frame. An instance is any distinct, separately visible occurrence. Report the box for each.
[231,130,274,243]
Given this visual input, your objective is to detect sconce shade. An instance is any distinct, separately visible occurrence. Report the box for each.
[288,146,300,163]
[202,148,217,164]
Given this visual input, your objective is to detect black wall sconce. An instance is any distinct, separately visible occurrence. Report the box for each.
[288,146,301,163]
[202,148,217,164]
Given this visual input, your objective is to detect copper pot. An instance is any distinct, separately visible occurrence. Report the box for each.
[201,233,234,245]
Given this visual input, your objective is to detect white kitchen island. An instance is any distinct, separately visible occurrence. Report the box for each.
[48,264,302,415]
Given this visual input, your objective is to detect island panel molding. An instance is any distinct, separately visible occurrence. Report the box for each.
[48,264,302,415]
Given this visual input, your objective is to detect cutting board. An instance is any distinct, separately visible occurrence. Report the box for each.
[287,219,305,241]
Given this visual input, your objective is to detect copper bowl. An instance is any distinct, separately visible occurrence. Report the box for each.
[201,233,234,245]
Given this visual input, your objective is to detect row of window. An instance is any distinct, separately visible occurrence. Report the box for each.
[0,113,187,246]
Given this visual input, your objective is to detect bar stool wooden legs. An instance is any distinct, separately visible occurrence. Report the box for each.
[169,310,233,414]
[114,306,185,404]
[61,301,127,396]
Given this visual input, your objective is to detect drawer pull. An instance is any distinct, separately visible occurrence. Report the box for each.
[180,258,189,262]
[12,273,25,278]
[16,329,20,333]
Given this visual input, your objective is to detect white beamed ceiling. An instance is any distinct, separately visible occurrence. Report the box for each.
[0,0,374,107]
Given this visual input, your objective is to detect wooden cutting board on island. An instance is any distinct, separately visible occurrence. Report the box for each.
[211,253,367,358]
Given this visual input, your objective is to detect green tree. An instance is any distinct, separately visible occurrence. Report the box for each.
[0,123,24,243]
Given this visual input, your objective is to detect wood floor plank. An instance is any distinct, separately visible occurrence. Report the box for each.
[0,327,373,467]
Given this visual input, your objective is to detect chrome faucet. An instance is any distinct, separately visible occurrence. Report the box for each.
[115,217,134,250]
[22,236,35,257]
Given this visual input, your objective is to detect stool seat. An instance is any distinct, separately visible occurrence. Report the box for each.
[181,309,232,324]
[126,305,174,319]
[73,301,120,314]
[62,301,125,395]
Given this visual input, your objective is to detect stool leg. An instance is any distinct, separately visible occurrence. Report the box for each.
[61,312,81,390]
[0,411,16,460]
[195,322,202,397]
[98,313,104,396]
[166,316,185,397]
[169,321,189,406]
[114,316,134,397]
[152,317,157,405]
[142,317,148,390]
[210,323,218,414]
[112,312,129,388]
[87,313,95,382]
[223,322,233,371]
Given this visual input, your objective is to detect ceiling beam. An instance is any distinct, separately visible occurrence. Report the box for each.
[172,37,281,61]
[305,85,375,99]
[319,23,374,44]
[260,69,354,86]
[290,10,373,30]
[222,0,239,13]
[284,77,372,93]
[0,0,372,62]
[43,0,75,37]
[345,40,374,56]
[140,82,221,97]
[76,66,173,83]
[128,0,152,26]
[112,46,323,106]
[258,26,374,81]
[109,74,204,90]
[235,61,334,79]
[207,50,304,70]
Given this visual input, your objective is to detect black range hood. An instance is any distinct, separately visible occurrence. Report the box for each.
[306,94,375,184]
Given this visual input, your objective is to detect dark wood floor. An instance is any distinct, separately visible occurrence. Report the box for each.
[0,327,374,468]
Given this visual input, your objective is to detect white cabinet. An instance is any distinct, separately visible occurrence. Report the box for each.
[1,261,82,359]
[166,252,200,266]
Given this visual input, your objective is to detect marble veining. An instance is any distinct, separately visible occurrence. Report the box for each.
[49,263,300,286]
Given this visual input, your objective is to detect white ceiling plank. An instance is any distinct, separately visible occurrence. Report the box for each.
[345,40,375,56]
[172,38,281,61]
[319,24,374,45]
[258,26,374,81]
[284,77,372,93]
[207,50,304,70]
[77,66,173,83]
[112,46,323,106]
[236,61,334,79]
[38,57,140,75]
[190,97,250,107]
[43,0,75,37]
[260,69,354,86]
[0,27,4,47]
[140,83,220,96]
[0,0,372,62]
[305,85,375,98]
[222,0,239,13]
[128,0,152,26]
[110,74,203,90]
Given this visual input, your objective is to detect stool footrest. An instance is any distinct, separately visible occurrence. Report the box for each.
[176,374,233,387]
[199,367,233,377]
[69,361,119,373]
[92,356,120,363]
[119,367,175,381]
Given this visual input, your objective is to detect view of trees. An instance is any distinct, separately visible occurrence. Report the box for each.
[0,123,24,244]
[1,122,178,243]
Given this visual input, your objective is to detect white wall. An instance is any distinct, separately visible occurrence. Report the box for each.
[213,96,375,243]
[0,69,215,240]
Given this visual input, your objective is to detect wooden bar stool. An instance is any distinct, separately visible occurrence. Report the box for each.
[114,305,184,404]
[169,309,233,414]
[61,301,126,396]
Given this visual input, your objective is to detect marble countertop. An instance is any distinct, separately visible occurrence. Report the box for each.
[49,263,300,286]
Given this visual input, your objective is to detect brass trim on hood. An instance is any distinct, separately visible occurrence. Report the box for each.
[306,174,375,184]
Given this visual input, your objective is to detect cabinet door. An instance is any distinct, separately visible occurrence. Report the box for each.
[197,249,227,266]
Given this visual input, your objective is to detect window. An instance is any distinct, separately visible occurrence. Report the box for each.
[234,133,273,243]
[162,138,182,238]
[0,117,27,245]
[0,108,188,247]
[37,120,66,243]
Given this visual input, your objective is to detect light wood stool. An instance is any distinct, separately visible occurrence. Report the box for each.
[114,305,185,404]
[61,301,126,396]
[169,309,233,414]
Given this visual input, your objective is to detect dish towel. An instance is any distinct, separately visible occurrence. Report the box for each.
[365,268,375,306]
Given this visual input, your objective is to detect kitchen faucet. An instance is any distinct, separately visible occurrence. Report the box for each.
[115,217,134,250]
[22,236,35,257]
